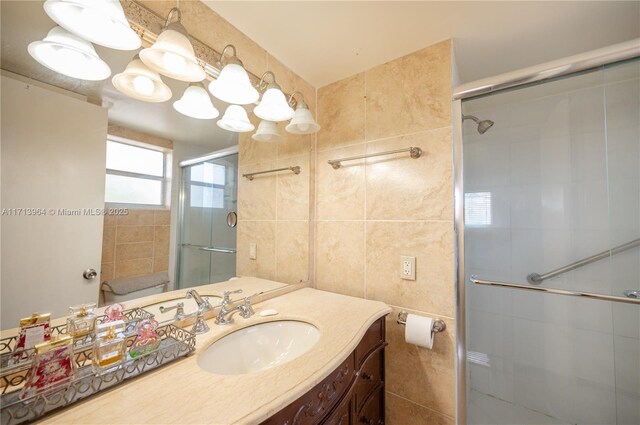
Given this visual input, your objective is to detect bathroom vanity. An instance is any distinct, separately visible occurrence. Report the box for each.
[29,282,390,425]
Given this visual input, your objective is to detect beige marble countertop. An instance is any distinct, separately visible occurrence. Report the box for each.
[36,287,391,424]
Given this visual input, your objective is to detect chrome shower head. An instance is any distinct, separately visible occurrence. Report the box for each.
[462,114,494,134]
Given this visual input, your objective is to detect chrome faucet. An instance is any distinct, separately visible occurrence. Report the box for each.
[215,289,256,325]
[158,302,186,321]
[186,289,213,334]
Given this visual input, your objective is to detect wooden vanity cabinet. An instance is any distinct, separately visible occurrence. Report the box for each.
[261,317,387,425]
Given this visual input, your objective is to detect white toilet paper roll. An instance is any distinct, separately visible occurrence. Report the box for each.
[404,313,435,349]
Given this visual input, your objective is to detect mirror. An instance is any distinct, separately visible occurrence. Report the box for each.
[0,1,308,331]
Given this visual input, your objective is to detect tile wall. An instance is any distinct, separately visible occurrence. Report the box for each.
[100,209,171,281]
[315,40,456,425]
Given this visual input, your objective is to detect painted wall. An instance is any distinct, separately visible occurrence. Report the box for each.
[314,40,456,425]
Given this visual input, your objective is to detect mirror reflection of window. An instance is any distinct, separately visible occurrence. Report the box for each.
[105,140,168,206]
[464,191,492,226]
[190,162,226,209]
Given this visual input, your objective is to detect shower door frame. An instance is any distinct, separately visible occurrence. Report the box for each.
[452,39,640,425]
[175,145,239,290]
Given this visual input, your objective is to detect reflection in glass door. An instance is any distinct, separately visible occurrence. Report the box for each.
[176,150,238,289]
[462,59,639,424]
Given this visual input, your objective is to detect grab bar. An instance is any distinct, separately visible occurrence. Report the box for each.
[470,276,640,305]
[527,238,640,284]
[181,243,236,254]
[242,166,300,180]
[327,147,422,169]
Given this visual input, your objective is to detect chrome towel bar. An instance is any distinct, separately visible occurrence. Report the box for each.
[242,166,300,180]
[328,147,422,169]
[181,243,236,254]
[527,238,640,284]
[470,276,640,305]
[397,311,447,332]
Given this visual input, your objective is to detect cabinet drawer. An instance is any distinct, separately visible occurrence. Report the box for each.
[321,395,351,425]
[354,349,383,411]
[357,385,384,425]
[355,318,385,368]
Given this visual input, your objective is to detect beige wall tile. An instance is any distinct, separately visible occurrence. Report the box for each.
[102,226,116,263]
[316,144,366,221]
[103,213,117,227]
[115,258,153,279]
[239,127,278,166]
[236,221,276,280]
[277,129,312,160]
[100,263,114,282]
[116,226,154,243]
[154,210,171,225]
[117,209,155,226]
[238,161,277,220]
[315,221,365,297]
[154,226,170,257]
[275,221,309,284]
[317,73,365,151]
[365,128,453,221]
[153,256,169,273]
[366,221,454,317]
[385,308,455,418]
[386,392,454,425]
[366,40,452,140]
[277,155,310,221]
[116,242,154,261]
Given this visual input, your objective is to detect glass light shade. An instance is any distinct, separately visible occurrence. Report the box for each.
[112,56,172,102]
[43,0,141,50]
[285,104,321,134]
[28,26,111,81]
[139,23,205,82]
[217,105,254,133]
[208,63,259,105]
[254,85,295,122]
[173,85,219,120]
[252,120,281,142]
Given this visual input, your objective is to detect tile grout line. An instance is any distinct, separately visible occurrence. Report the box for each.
[386,391,455,421]
[363,71,368,300]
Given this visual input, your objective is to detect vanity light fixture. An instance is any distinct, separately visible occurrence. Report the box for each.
[252,120,282,142]
[139,7,205,82]
[43,0,141,51]
[208,45,259,105]
[28,26,111,81]
[174,83,220,120]
[217,105,255,133]
[112,55,172,102]
[253,71,295,122]
[285,92,321,134]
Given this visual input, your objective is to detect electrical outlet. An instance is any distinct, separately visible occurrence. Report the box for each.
[249,243,257,260]
[401,256,416,280]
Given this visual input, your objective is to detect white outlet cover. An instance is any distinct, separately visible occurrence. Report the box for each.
[401,256,416,280]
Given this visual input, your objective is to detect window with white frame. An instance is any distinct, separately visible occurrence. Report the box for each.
[464,191,492,226]
[189,162,226,209]
[105,139,168,206]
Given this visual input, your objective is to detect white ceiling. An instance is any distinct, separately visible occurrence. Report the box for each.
[206,1,640,88]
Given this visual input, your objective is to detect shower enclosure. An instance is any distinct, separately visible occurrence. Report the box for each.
[456,51,639,424]
[176,147,238,289]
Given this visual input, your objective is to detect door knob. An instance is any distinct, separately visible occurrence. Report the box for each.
[83,268,97,280]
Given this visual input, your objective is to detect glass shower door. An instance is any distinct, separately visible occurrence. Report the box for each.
[177,153,238,289]
[462,58,639,425]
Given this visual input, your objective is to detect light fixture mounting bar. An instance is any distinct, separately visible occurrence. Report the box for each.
[122,1,297,106]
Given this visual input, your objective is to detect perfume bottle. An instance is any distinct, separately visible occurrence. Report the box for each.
[15,312,51,355]
[129,319,161,358]
[66,303,97,339]
[20,335,73,400]
[103,303,125,322]
[92,320,126,373]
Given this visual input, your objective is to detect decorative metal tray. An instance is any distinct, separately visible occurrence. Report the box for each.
[0,313,195,425]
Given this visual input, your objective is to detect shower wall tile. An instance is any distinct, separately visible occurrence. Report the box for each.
[385,307,455,417]
[365,128,453,221]
[365,40,451,140]
[116,226,154,244]
[316,144,366,221]
[366,221,454,317]
[236,220,276,280]
[115,258,153,279]
[317,73,366,151]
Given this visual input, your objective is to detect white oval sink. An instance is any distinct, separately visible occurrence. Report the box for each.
[198,320,321,375]
[143,295,221,323]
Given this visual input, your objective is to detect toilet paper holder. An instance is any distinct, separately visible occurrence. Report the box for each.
[397,311,446,333]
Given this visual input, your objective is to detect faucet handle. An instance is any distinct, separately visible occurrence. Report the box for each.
[222,289,243,302]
